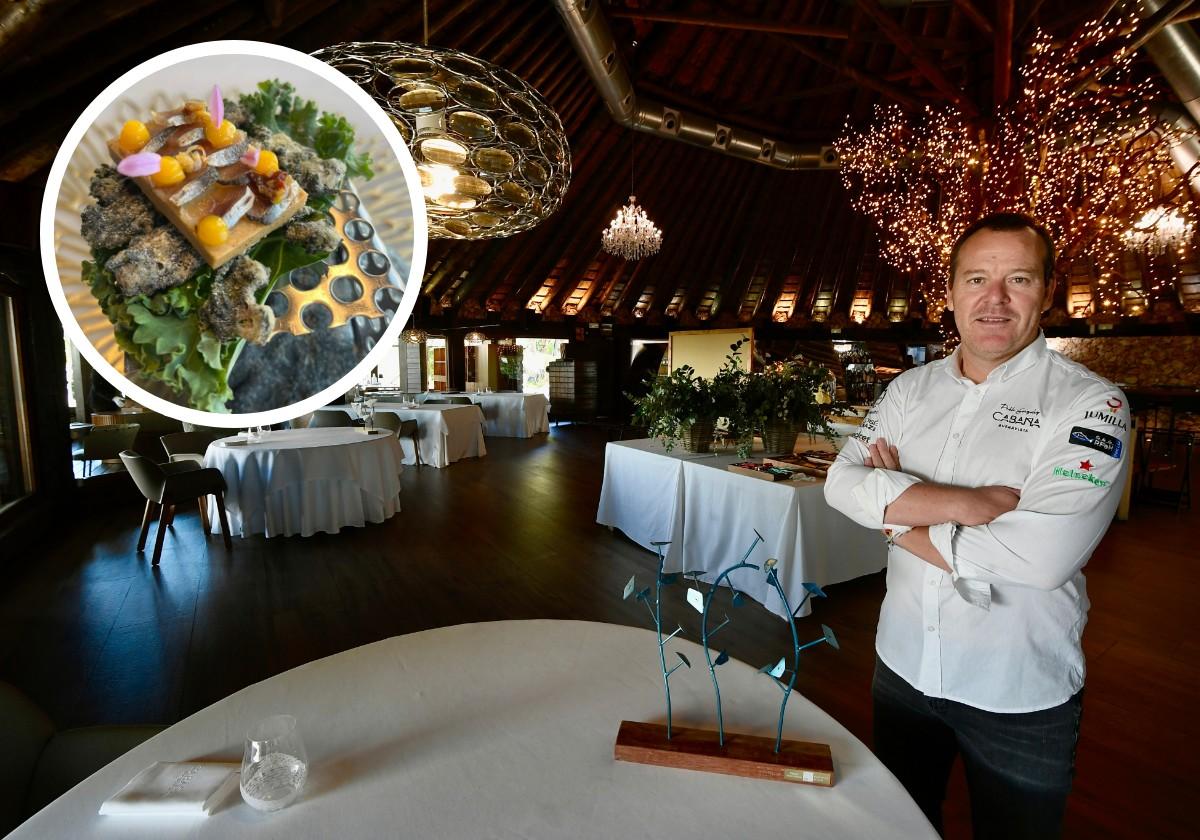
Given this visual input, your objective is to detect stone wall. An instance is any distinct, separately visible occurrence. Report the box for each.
[1045,337,1200,387]
[1046,336,1199,433]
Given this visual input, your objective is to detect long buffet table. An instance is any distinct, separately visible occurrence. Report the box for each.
[596,435,886,619]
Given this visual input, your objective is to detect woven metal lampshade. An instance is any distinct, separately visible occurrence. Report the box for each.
[463,330,487,346]
[400,327,428,344]
[313,42,571,240]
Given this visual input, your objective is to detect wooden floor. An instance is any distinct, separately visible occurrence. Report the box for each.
[1,425,1195,838]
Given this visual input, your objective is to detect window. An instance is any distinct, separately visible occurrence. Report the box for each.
[0,285,33,513]
[516,338,567,396]
[425,337,447,391]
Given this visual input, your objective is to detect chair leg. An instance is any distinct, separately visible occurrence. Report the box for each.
[215,492,233,551]
[151,503,173,566]
[198,497,210,533]
[137,500,158,551]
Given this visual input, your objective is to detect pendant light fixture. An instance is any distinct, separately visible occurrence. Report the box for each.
[313,2,571,240]
[601,41,662,261]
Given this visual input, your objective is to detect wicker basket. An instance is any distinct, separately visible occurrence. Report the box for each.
[760,422,801,456]
[681,420,715,453]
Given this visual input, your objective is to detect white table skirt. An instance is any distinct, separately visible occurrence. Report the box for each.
[10,621,934,839]
[417,391,550,438]
[597,437,887,619]
[329,403,487,468]
[203,428,403,538]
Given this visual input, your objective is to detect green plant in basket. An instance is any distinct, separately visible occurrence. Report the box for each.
[735,348,835,458]
[632,365,720,452]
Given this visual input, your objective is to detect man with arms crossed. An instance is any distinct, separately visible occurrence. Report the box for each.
[825,213,1130,838]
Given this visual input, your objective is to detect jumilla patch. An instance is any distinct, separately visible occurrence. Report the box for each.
[1052,465,1111,487]
[1069,426,1123,459]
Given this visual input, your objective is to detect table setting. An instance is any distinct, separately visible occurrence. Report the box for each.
[7,621,935,839]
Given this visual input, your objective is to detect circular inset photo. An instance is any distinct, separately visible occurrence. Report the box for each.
[41,41,427,427]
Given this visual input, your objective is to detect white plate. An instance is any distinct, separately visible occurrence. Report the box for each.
[44,42,427,428]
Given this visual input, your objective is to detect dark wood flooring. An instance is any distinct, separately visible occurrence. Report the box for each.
[2,425,1195,838]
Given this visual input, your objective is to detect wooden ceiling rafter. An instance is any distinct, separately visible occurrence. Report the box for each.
[952,0,994,36]
[994,0,1015,108]
[854,0,978,117]
[678,159,757,322]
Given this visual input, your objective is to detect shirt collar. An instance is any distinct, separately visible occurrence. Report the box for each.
[944,332,1048,385]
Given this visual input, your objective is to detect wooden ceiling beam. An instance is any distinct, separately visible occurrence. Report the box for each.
[606,9,850,40]
[777,37,926,112]
[952,0,994,36]
[853,0,978,117]
[993,0,1014,108]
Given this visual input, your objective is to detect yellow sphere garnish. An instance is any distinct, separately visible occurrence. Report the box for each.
[204,118,238,148]
[196,215,229,246]
[150,155,185,187]
[254,149,279,177]
[118,120,150,153]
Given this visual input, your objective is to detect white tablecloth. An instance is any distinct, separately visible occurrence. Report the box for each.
[10,620,934,839]
[330,403,487,468]
[434,392,550,438]
[596,437,887,619]
[203,428,403,538]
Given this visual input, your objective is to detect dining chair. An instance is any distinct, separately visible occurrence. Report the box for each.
[1137,428,1193,511]
[0,681,163,836]
[367,413,423,468]
[446,396,474,405]
[72,424,139,477]
[159,432,226,530]
[160,431,222,465]
[423,398,449,405]
[119,451,232,566]
[308,410,355,428]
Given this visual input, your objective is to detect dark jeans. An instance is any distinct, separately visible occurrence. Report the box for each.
[872,657,1083,839]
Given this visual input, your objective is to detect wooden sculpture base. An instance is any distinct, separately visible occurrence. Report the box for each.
[614,720,834,786]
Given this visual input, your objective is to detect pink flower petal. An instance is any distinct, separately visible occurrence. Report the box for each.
[240,146,260,168]
[117,152,162,177]
[209,84,223,129]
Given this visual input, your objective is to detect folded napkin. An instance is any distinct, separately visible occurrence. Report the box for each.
[99,761,239,816]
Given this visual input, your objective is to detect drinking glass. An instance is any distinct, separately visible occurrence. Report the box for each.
[240,714,308,813]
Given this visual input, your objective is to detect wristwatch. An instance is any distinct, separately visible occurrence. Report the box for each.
[882,525,912,547]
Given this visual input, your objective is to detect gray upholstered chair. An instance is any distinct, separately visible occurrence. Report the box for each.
[160,431,222,465]
[0,681,162,836]
[72,423,139,477]
[446,396,474,405]
[369,413,422,467]
[423,398,449,405]
[119,451,232,565]
[308,410,355,428]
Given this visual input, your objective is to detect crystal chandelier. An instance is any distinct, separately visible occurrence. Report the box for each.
[463,330,487,346]
[601,41,662,261]
[602,195,662,260]
[313,39,570,240]
[1123,208,1194,256]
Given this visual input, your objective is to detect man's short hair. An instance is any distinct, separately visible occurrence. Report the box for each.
[948,212,1056,284]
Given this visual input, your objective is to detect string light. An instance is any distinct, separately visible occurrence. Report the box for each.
[835,10,1198,320]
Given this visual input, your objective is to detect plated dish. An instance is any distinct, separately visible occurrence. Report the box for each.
[76,79,376,412]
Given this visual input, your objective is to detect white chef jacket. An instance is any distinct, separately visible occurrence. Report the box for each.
[824,334,1130,712]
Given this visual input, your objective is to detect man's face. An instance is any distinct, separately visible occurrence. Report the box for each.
[947,227,1054,374]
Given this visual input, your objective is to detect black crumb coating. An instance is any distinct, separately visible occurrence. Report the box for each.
[88,164,134,205]
[81,192,156,251]
[262,131,347,195]
[106,228,202,297]
[285,219,341,254]
[200,256,275,344]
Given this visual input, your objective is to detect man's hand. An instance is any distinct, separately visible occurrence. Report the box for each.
[864,437,901,470]
[956,486,1021,526]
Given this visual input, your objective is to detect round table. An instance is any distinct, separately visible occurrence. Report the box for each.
[11,621,934,838]
[203,428,404,538]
